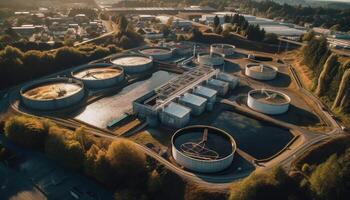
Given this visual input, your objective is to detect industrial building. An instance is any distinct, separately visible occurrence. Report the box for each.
[245,63,278,81]
[138,46,173,61]
[247,89,291,115]
[71,63,124,89]
[192,86,217,111]
[171,125,236,173]
[178,93,207,116]
[110,54,153,74]
[20,77,85,110]
[160,102,191,128]
[206,79,229,96]
[216,72,239,89]
[133,67,236,128]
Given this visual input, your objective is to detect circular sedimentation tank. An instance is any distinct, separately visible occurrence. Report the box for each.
[197,52,224,67]
[245,63,278,81]
[20,77,85,110]
[210,44,235,56]
[110,54,153,74]
[247,89,291,115]
[173,42,194,56]
[71,63,124,89]
[172,125,236,173]
[138,46,173,60]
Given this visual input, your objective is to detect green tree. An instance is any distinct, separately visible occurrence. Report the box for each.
[4,116,47,149]
[106,139,148,188]
[45,126,85,170]
[309,148,350,200]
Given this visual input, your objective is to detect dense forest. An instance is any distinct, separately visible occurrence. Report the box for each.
[301,35,350,116]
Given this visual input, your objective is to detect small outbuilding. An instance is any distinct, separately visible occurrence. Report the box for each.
[178,93,207,116]
[160,102,191,128]
[206,79,229,96]
[192,86,217,111]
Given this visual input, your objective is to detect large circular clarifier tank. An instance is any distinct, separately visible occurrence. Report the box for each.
[172,125,236,173]
[20,77,85,110]
[71,63,124,89]
[245,63,278,80]
[247,89,291,115]
[110,54,153,74]
[197,52,224,67]
[210,44,235,56]
[138,46,173,60]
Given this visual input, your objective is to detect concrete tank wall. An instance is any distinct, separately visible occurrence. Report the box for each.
[159,110,190,129]
[178,97,207,116]
[247,90,291,115]
[20,78,85,111]
[210,44,235,56]
[110,54,154,74]
[197,53,224,67]
[245,63,278,81]
[71,63,124,89]
[171,126,236,173]
[139,47,173,60]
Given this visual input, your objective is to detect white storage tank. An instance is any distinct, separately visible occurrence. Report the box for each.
[197,52,224,67]
[247,89,291,115]
[245,63,278,81]
[20,77,85,110]
[171,125,236,173]
[138,46,173,61]
[206,79,229,96]
[178,93,207,116]
[160,102,191,128]
[216,72,239,90]
[210,44,235,57]
[110,54,153,74]
[192,86,217,111]
[71,63,124,89]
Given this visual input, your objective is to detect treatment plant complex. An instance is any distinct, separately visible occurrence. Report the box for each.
[7,39,340,189]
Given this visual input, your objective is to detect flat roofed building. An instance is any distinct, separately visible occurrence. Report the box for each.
[178,93,207,116]
[192,86,217,111]
[206,79,229,96]
[160,102,191,128]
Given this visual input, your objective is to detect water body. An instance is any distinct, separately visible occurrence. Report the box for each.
[212,111,293,160]
[75,70,178,128]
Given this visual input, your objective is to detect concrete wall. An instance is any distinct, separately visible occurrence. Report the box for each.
[72,63,124,89]
[210,44,235,56]
[178,98,207,116]
[216,72,239,90]
[139,47,173,61]
[172,146,234,173]
[20,78,85,111]
[110,55,154,74]
[159,110,190,128]
[247,90,290,115]
[197,53,224,66]
[206,79,229,96]
[245,63,278,81]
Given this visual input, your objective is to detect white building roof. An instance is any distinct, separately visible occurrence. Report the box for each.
[193,86,217,98]
[208,79,228,87]
[179,93,207,107]
[163,102,190,118]
[217,72,238,83]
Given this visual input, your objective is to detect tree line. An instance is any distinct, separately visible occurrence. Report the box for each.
[0,44,120,90]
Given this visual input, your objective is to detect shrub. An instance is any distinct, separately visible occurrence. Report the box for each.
[45,126,85,170]
[4,116,47,149]
[309,148,350,200]
[106,139,148,188]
